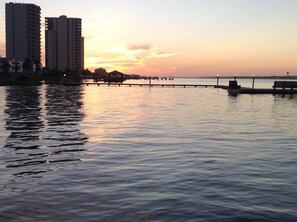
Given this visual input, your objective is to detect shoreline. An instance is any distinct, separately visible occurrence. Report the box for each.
[174,76,297,79]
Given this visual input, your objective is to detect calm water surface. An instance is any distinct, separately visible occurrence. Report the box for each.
[0,79,297,221]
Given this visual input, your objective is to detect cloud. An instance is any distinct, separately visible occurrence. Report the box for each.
[128,44,153,51]
[125,44,155,56]
[87,55,142,64]
[86,54,145,71]
[85,41,180,74]
[85,36,106,47]
[149,51,181,58]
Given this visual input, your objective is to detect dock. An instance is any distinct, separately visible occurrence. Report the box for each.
[230,87,297,94]
[227,80,297,95]
[45,80,297,95]
[50,81,228,89]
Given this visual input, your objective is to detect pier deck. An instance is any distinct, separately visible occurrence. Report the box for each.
[235,87,297,94]
[50,81,227,89]
[46,81,297,95]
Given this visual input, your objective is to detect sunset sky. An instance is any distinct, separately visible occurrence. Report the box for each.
[1,0,297,76]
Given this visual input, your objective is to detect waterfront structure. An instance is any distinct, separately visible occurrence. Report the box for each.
[5,3,41,64]
[0,57,23,74]
[95,68,108,79]
[45,15,83,73]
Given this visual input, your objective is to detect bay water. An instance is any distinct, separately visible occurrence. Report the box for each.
[0,78,297,221]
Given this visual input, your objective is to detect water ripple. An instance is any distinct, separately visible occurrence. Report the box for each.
[0,84,297,221]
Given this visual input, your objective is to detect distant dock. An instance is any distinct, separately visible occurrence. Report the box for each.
[227,80,297,95]
[231,87,297,94]
[50,81,228,89]
[45,79,297,95]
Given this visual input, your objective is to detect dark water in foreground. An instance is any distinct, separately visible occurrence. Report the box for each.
[0,80,297,221]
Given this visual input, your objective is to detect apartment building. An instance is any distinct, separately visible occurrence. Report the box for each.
[45,15,84,73]
[5,2,41,63]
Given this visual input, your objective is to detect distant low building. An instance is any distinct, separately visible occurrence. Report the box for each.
[0,57,23,74]
[93,69,127,82]
[94,68,108,79]
[109,70,125,78]
[106,70,126,83]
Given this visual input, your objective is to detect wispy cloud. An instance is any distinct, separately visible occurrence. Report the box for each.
[149,51,181,58]
[85,42,180,74]
[128,44,153,51]
[86,55,144,70]
[85,36,107,47]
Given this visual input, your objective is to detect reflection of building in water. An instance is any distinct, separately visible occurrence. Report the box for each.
[44,85,88,160]
[5,86,43,149]
[3,85,88,178]
[4,86,45,177]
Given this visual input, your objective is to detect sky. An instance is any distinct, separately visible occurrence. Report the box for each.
[1,0,297,76]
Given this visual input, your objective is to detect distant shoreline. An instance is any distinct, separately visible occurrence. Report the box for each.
[174,76,297,79]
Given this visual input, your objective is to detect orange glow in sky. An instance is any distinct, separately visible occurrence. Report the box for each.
[1,0,297,76]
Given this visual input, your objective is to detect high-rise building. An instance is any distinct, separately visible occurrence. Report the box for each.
[81,37,84,71]
[45,15,83,73]
[5,2,41,63]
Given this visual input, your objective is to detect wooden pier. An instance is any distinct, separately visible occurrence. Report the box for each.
[227,81,297,95]
[46,80,297,95]
[51,81,227,89]
[230,87,297,94]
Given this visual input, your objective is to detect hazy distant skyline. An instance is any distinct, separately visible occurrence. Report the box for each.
[1,0,297,76]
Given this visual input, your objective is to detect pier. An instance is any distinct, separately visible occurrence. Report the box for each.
[230,87,297,94]
[227,80,297,95]
[51,81,228,89]
[44,79,297,95]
